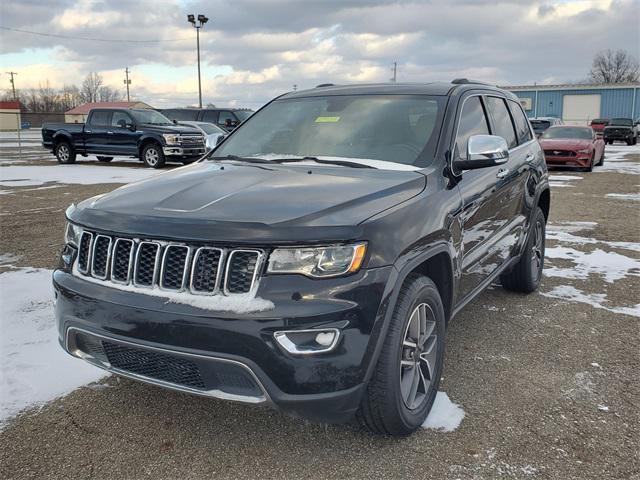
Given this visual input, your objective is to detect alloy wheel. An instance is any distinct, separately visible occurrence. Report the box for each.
[400,303,437,410]
[530,220,543,282]
[58,145,69,162]
[145,148,159,166]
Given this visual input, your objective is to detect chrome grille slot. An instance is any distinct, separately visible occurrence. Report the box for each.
[134,242,160,287]
[91,235,112,279]
[160,245,190,290]
[190,247,223,294]
[74,230,265,299]
[225,250,263,294]
[77,232,93,274]
[111,238,134,284]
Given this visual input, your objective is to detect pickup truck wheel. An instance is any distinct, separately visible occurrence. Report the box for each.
[501,206,545,293]
[141,143,165,168]
[55,141,76,164]
[96,156,113,162]
[357,274,445,436]
[598,147,605,166]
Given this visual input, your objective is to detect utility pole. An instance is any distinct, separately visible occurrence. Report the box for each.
[124,67,131,102]
[187,14,209,108]
[6,71,17,99]
[390,62,397,83]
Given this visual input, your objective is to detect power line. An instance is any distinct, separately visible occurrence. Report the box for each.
[0,25,190,43]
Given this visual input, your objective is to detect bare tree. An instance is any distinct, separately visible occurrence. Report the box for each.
[589,49,639,83]
[59,84,82,111]
[80,72,104,103]
[98,85,122,102]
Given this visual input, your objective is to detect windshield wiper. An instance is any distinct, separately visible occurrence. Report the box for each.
[271,156,376,169]
[209,155,271,164]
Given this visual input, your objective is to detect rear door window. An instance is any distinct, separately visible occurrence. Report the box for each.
[485,96,518,149]
[454,96,491,160]
[89,110,111,127]
[201,110,219,123]
[508,100,533,144]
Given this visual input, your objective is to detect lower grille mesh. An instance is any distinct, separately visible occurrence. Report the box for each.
[102,341,206,389]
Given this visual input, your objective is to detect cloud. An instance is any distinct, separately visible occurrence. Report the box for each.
[0,0,638,108]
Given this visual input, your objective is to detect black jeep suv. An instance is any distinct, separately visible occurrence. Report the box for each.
[55,81,549,436]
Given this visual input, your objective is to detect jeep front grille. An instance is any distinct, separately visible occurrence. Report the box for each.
[75,230,264,296]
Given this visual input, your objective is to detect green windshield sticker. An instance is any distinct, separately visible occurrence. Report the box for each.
[315,116,340,123]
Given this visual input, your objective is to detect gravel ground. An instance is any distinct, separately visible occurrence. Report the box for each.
[0,137,639,479]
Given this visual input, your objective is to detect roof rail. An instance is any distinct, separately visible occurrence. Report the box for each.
[315,83,335,88]
[451,78,492,86]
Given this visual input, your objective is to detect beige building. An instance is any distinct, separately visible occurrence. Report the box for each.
[0,101,22,131]
[64,101,153,123]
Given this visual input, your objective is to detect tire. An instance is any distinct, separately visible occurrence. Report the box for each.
[627,139,633,146]
[501,206,545,293]
[55,141,76,164]
[598,148,605,166]
[586,153,594,172]
[140,143,165,168]
[357,274,445,436]
[96,156,113,162]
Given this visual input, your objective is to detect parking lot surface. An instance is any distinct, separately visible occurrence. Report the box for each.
[0,132,638,479]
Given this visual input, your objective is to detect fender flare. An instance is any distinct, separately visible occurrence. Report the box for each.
[137,135,163,156]
[52,131,72,145]
[361,243,454,385]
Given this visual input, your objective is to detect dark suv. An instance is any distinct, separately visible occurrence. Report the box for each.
[55,81,549,436]
[159,108,253,131]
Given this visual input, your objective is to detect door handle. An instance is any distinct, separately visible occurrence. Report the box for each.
[107,131,114,134]
[85,130,92,133]
[496,168,509,179]
[525,153,535,162]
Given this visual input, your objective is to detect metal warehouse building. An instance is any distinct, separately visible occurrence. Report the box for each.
[504,83,639,125]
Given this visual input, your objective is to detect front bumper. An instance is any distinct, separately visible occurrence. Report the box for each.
[162,145,206,157]
[604,131,633,141]
[544,154,591,168]
[53,266,392,423]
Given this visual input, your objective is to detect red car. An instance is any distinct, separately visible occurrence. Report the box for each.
[540,126,605,171]
[589,118,609,135]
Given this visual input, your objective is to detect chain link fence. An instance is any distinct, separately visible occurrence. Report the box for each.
[0,111,63,162]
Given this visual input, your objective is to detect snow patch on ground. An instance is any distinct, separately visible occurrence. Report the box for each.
[0,164,160,187]
[545,247,640,283]
[542,286,640,318]
[605,192,640,201]
[421,392,465,432]
[596,146,640,174]
[0,268,106,426]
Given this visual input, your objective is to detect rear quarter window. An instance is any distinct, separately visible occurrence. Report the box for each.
[508,100,533,144]
[89,111,111,126]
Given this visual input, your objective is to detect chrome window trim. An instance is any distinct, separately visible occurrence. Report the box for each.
[110,238,135,285]
[224,249,265,296]
[132,241,161,288]
[65,326,270,404]
[90,234,113,280]
[189,247,225,295]
[159,244,192,291]
[77,231,94,274]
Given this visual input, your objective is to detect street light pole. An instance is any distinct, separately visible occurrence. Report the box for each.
[188,14,209,108]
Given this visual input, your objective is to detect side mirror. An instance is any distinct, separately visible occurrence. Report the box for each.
[126,123,135,131]
[173,119,178,125]
[215,134,227,146]
[454,134,509,170]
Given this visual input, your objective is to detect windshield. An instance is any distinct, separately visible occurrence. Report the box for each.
[198,123,225,135]
[132,110,173,125]
[213,95,445,167]
[530,120,551,132]
[542,127,592,140]
[610,118,632,126]
[235,110,253,121]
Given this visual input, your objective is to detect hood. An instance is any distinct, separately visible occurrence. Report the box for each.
[539,138,591,150]
[69,161,426,244]
[138,123,202,135]
[604,124,632,130]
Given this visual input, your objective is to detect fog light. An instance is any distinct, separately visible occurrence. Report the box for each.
[274,329,340,355]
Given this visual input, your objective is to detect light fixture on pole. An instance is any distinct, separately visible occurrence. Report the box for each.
[187,14,209,108]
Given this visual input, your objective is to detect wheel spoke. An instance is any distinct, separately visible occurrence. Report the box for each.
[403,339,417,349]
[400,364,417,404]
[406,364,420,408]
[419,337,437,381]
[408,308,420,340]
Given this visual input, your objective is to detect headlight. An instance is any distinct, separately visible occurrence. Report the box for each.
[162,133,180,145]
[267,243,367,278]
[577,148,590,154]
[65,222,82,246]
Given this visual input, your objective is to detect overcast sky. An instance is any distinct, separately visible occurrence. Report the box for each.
[0,0,638,108]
